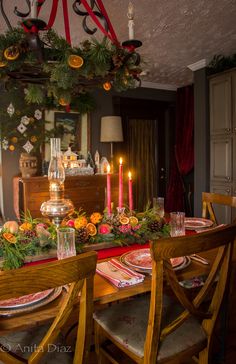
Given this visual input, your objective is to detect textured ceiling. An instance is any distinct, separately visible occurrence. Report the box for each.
[0,0,236,88]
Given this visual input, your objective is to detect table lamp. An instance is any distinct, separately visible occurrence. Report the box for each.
[100,116,123,172]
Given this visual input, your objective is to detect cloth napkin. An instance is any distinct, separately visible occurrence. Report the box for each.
[96,258,145,288]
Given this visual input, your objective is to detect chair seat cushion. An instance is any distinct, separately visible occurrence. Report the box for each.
[0,324,73,364]
[93,294,207,362]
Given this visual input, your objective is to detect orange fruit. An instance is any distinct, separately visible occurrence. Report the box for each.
[4,46,20,61]
[103,81,112,91]
[11,137,18,143]
[3,232,17,244]
[68,54,84,69]
[9,145,15,151]
[19,222,32,231]
[129,216,139,226]
[90,212,102,225]
[119,216,129,225]
[74,216,88,229]
[86,223,97,236]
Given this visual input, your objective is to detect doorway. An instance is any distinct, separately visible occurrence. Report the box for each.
[114,97,175,211]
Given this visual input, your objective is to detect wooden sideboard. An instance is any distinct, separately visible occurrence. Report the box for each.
[13,174,127,219]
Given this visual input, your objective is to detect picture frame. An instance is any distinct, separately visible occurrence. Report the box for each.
[44,110,91,161]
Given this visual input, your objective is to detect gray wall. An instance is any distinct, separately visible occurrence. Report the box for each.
[0,86,176,220]
[193,68,210,216]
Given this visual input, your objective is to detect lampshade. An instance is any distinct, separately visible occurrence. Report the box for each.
[100,116,123,142]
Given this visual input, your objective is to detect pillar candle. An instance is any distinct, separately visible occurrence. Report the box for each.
[128,171,133,211]
[30,0,37,18]
[118,158,123,208]
[107,164,111,215]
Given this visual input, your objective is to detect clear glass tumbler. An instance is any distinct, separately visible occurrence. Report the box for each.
[170,212,185,237]
[153,197,165,218]
[57,227,76,260]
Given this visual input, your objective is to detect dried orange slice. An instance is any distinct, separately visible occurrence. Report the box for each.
[129,216,139,226]
[119,216,129,225]
[68,54,84,69]
[4,46,20,61]
[59,98,69,106]
[103,81,112,91]
[86,223,97,236]
[0,61,7,67]
[3,232,17,244]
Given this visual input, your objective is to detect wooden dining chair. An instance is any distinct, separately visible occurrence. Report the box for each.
[94,224,236,364]
[202,192,236,224]
[0,251,97,364]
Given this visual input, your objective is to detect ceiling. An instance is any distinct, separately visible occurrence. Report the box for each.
[1,0,236,89]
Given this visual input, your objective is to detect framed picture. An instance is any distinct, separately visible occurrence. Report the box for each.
[44,110,91,161]
[54,111,80,150]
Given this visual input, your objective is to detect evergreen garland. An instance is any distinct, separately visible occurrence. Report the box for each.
[207,54,236,75]
[0,28,142,112]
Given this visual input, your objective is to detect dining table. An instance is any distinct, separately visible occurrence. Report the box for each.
[0,241,217,337]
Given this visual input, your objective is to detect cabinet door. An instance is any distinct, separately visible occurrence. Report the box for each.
[210,184,232,224]
[210,74,231,135]
[210,136,232,182]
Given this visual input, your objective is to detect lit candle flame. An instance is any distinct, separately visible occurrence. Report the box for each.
[119,157,123,165]
[107,164,111,173]
[128,171,132,180]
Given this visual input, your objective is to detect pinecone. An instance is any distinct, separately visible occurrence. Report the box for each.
[24,230,37,239]
[76,228,89,244]
[148,219,163,232]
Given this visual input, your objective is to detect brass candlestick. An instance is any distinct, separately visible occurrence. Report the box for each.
[40,138,74,226]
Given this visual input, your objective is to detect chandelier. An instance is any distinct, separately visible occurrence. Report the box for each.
[0,0,142,110]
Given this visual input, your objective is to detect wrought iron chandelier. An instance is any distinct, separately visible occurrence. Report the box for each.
[0,0,142,109]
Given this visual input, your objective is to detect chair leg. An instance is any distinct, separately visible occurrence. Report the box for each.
[94,322,111,364]
[199,347,208,364]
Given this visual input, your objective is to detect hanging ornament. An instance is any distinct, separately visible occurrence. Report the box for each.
[34,110,42,120]
[9,145,15,151]
[103,82,112,91]
[7,103,15,117]
[68,55,84,69]
[4,46,20,61]
[2,138,9,150]
[23,141,34,154]
[21,116,30,125]
[11,137,18,143]
[17,123,27,134]
[0,61,7,68]
[30,136,37,143]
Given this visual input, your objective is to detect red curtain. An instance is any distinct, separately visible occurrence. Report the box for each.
[166,85,194,212]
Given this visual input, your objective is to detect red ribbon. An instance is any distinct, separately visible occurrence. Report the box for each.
[80,0,120,45]
[62,0,71,45]
[45,0,59,29]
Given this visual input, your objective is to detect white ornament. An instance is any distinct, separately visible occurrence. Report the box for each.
[17,123,27,134]
[2,138,9,150]
[23,141,34,153]
[7,103,15,117]
[34,109,42,120]
[21,115,30,125]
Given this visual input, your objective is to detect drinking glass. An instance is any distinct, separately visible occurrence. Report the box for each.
[57,227,76,260]
[170,212,185,237]
[153,197,165,218]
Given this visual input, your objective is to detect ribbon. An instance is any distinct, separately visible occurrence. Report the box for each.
[80,0,120,45]
[62,0,71,45]
[45,0,59,29]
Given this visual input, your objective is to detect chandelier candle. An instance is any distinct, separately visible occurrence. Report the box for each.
[128,171,133,211]
[127,1,135,40]
[119,158,123,208]
[107,164,111,215]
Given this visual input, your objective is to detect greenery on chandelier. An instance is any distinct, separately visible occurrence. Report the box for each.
[207,54,236,75]
[0,28,142,111]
